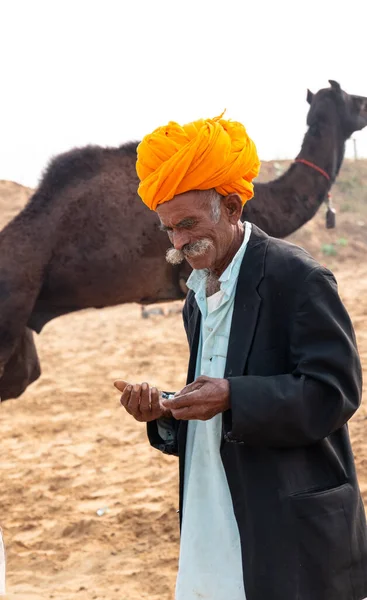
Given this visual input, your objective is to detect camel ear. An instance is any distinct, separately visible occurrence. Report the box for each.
[329,80,342,94]
[307,89,314,104]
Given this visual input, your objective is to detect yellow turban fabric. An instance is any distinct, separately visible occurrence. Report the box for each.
[136,113,261,211]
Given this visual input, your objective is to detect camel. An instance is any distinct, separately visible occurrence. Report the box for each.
[0,80,366,401]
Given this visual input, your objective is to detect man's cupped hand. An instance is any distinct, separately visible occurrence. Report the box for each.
[162,375,230,421]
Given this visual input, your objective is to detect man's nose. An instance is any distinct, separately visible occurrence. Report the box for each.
[172,230,190,251]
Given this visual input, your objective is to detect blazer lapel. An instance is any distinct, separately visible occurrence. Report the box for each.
[224,225,269,378]
[186,299,201,384]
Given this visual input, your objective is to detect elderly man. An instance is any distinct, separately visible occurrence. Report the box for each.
[115,114,367,600]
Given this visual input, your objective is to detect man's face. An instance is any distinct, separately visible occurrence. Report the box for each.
[157,191,240,272]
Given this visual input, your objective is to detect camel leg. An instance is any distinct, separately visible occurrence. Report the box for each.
[0,328,40,401]
[0,199,53,396]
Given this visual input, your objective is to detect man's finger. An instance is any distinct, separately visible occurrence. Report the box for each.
[171,406,190,419]
[151,387,160,411]
[120,384,132,405]
[117,382,132,405]
[163,389,202,409]
[120,385,133,410]
[127,384,142,417]
[139,383,151,415]
[116,380,134,412]
[171,405,200,420]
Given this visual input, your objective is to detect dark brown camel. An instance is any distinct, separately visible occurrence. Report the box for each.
[0,80,366,401]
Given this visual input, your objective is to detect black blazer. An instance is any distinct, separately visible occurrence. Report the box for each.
[148,224,367,600]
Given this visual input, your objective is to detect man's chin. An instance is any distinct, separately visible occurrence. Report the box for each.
[186,256,211,270]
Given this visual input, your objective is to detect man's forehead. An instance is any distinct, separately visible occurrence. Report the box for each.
[157,190,208,225]
[157,190,210,220]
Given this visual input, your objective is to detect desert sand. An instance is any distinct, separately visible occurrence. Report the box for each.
[0,163,366,599]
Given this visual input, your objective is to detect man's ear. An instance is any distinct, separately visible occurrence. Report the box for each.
[222,194,243,223]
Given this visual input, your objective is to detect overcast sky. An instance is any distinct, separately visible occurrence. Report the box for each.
[0,0,366,188]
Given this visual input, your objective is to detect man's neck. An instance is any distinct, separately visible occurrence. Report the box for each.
[206,273,221,297]
[212,223,245,278]
[205,223,245,297]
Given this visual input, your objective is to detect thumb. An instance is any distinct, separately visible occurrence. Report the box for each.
[175,378,205,398]
[114,380,129,393]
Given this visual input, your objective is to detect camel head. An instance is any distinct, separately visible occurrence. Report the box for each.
[0,328,40,401]
[306,80,367,139]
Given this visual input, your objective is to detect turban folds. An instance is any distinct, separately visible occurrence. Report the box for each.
[136,113,261,211]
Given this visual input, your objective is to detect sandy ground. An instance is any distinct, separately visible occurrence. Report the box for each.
[0,175,366,599]
[1,301,187,600]
[0,268,366,600]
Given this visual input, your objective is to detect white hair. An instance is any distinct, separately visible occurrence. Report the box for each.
[204,189,222,223]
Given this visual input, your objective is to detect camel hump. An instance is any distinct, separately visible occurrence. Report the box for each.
[38,141,139,198]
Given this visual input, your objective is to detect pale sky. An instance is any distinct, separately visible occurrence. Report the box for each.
[1,0,366,189]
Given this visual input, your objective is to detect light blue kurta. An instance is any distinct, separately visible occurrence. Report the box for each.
[175,222,252,600]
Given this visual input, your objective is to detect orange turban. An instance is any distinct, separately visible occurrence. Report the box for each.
[136,113,261,211]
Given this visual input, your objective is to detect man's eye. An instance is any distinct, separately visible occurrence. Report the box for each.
[179,222,195,230]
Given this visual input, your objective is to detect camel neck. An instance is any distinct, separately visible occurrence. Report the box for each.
[243,117,345,238]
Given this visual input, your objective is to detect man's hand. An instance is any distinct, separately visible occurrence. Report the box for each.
[114,380,172,422]
[161,375,230,420]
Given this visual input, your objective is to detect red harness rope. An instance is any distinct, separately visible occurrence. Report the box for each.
[294,158,330,181]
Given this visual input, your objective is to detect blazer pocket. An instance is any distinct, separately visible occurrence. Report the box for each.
[291,482,352,516]
[291,483,353,598]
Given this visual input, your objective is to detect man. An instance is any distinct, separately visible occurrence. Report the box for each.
[115,114,367,600]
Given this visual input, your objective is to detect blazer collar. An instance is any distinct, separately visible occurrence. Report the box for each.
[224,224,268,377]
[186,224,269,379]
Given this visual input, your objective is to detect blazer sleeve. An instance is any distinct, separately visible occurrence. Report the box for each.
[147,413,179,456]
[223,267,363,447]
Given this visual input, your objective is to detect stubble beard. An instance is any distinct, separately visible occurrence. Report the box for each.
[166,238,220,296]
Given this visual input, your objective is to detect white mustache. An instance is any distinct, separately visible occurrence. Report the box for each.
[166,239,214,265]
